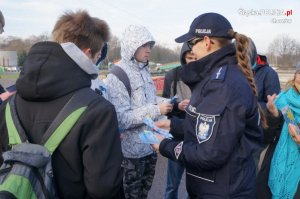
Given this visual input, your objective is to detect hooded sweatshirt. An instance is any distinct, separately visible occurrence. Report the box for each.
[162,43,192,119]
[253,55,281,111]
[0,41,123,199]
[105,25,161,158]
[163,43,192,102]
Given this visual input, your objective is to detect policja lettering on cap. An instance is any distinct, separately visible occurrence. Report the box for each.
[175,12,233,43]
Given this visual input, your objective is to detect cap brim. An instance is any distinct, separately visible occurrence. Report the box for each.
[175,32,194,43]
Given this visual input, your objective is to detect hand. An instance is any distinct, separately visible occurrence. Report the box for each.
[159,103,173,115]
[267,94,279,117]
[178,99,190,111]
[0,91,16,102]
[155,119,171,131]
[288,124,300,145]
[151,133,165,153]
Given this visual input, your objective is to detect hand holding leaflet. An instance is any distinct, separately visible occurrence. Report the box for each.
[169,95,178,104]
[144,118,173,138]
[139,130,160,144]
[281,106,300,135]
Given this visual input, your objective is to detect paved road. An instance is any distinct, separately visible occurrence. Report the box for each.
[148,154,188,199]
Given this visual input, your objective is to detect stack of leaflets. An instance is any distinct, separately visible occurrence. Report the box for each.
[139,118,173,144]
[139,130,160,144]
[281,106,300,135]
[156,95,177,104]
[143,118,173,138]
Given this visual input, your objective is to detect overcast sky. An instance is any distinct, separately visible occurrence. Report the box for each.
[1,0,299,53]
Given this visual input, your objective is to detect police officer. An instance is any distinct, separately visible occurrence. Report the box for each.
[153,13,264,198]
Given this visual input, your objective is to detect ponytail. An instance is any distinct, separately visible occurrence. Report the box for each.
[228,29,268,128]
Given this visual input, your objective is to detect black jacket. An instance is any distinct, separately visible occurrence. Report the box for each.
[253,58,280,112]
[162,43,191,119]
[0,42,123,199]
[256,112,283,199]
[160,44,263,198]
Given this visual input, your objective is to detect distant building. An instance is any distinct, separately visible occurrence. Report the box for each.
[0,51,17,67]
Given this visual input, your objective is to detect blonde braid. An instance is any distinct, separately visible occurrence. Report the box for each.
[228,29,268,128]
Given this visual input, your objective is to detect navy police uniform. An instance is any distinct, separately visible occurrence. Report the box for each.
[160,44,263,199]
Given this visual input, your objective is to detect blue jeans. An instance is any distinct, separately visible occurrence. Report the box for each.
[164,159,186,199]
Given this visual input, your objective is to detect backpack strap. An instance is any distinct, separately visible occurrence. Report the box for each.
[5,94,25,145]
[173,67,179,96]
[5,88,98,153]
[42,88,97,153]
[110,65,131,97]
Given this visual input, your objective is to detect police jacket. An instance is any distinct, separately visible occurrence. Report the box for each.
[159,44,263,199]
[0,42,123,199]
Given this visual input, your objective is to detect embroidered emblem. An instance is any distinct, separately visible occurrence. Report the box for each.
[198,122,210,139]
[196,114,216,144]
[211,66,227,81]
[188,105,197,113]
[215,67,222,79]
[174,141,183,160]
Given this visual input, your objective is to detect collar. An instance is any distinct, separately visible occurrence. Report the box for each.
[120,58,149,72]
[60,42,98,79]
[181,44,236,86]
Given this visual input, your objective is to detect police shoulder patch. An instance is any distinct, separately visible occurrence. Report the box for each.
[211,65,227,81]
[196,114,216,144]
[174,141,183,160]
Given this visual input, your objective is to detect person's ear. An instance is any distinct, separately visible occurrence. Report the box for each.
[82,48,92,58]
[203,36,211,51]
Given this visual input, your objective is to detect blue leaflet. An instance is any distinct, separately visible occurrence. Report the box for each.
[139,130,160,144]
[169,95,178,104]
[143,118,173,138]
[281,106,300,135]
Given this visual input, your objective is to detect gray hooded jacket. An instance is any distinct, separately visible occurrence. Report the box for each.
[162,43,192,101]
[105,25,161,158]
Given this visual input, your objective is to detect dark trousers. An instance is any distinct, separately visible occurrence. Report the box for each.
[164,159,185,199]
[122,153,157,199]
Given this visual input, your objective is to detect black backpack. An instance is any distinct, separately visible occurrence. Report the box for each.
[110,65,131,97]
[0,88,97,199]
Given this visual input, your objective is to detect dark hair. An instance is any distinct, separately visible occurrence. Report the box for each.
[227,29,267,128]
[52,10,110,57]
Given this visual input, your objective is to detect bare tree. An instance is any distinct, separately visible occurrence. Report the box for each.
[1,33,180,68]
[268,34,299,68]
[150,44,179,64]
[0,33,51,66]
[107,35,121,65]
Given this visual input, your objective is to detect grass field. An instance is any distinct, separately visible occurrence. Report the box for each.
[0,73,20,80]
